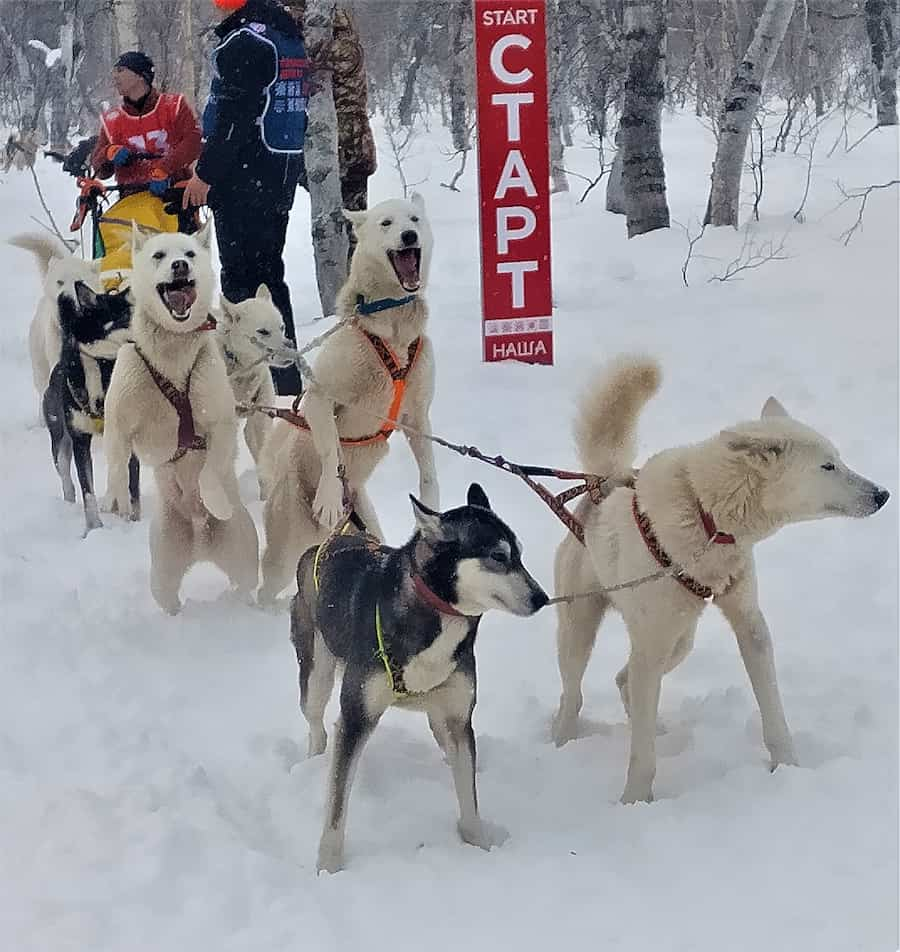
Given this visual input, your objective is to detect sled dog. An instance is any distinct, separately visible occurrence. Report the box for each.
[10,232,102,405]
[259,194,439,602]
[291,484,548,872]
[552,355,890,804]
[102,221,258,614]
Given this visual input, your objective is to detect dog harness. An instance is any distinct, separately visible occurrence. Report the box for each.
[135,346,207,462]
[284,328,421,447]
[632,493,734,600]
[311,523,465,700]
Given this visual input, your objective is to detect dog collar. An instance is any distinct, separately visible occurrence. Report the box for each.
[411,573,469,618]
[355,293,417,316]
[197,315,217,331]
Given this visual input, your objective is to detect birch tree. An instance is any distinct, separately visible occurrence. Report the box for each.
[620,0,670,236]
[865,0,899,125]
[705,0,797,227]
[114,0,138,55]
[303,0,349,314]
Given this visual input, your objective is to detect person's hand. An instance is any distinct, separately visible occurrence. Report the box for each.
[106,145,131,168]
[182,173,210,209]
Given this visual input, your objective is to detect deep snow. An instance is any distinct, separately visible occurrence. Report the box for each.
[0,108,897,952]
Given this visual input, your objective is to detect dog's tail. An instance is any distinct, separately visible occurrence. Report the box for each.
[574,355,661,480]
[8,232,70,278]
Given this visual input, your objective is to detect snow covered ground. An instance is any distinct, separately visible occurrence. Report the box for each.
[0,109,897,951]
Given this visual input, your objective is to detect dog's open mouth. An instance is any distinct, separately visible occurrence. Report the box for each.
[387,248,421,292]
[157,278,197,321]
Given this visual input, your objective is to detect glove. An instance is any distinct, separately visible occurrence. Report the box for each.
[148,170,170,197]
[106,145,131,168]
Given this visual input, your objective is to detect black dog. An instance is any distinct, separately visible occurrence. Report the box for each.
[290,483,548,873]
[43,282,138,535]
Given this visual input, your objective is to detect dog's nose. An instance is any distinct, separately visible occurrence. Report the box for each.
[171,258,189,279]
[530,587,549,613]
[873,488,890,510]
[401,229,418,247]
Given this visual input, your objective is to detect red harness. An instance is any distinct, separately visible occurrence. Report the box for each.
[136,347,207,462]
[632,494,734,600]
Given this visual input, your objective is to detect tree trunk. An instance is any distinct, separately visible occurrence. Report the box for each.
[705,0,797,227]
[807,1,826,116]
[547,0,569,192]
[447,0,470,153]
[865,0,899,126]
[620,0,670,237]
[304,0,348,314]
[606,123,627,214]
[114,0,138,55]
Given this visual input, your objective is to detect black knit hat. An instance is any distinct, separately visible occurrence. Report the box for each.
[114,51,155,86]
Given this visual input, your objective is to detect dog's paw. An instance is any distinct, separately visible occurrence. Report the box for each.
[458,818,509,852]
[551,709,578,747]
[307,729,327,758]
[313,478,345,529]
[316,833,345,875]
[198,470,233,521]
[102,493,131,520]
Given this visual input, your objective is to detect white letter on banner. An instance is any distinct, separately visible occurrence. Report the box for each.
[491,92,534,141]
[497,260,539,308]
[496,206,536,254]
[490,34,533,85]
[494,150,537,199]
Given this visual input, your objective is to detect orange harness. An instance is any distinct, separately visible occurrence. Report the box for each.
[279,329,421,447]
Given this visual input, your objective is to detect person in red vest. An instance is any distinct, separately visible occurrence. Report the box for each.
[91,52,201,199]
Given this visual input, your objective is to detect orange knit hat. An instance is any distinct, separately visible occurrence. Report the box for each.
[212,0,245,10]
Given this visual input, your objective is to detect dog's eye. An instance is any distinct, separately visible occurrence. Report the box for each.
[490,550,509,566]
[381,218,392,227]
[410,215,419,223]
[185,250,195,259]
[821,462,836,471]
[257,328,271,338]
[152,251,165,261]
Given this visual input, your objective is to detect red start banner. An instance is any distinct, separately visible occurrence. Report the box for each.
[474,0,553,365]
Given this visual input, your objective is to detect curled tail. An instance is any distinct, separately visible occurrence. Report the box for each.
[574,355,661,480]
[8,232,70,278]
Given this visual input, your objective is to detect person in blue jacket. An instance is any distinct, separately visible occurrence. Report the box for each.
[184,0,308,395]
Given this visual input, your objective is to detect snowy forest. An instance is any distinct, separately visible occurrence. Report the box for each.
[1,1,897,234]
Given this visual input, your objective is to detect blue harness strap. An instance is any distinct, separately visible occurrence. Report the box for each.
[355,294,417,316]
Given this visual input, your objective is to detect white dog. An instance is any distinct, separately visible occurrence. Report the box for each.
[215,285,295,498]
[258,194,439,603]
[10,232,102,403]
[553,355,890,804]
[103,221,258,614]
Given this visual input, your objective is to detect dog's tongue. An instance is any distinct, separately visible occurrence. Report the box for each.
[393,249,419,289]
[164,285,196,316]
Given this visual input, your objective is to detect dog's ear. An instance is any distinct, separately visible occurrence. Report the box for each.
[255,283,272,302]
[761,396,790,420]
[409,191,426,212]
[74,280,98,310]
[467,483,491,510]
[131,220,154,255]
[219,296,238,323]
[343,208,367,231]
[410,494,442,539]
[194,217,213,250]
[722,430,788,463]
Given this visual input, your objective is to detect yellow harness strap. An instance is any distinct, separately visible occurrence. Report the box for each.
[311,520,408,700]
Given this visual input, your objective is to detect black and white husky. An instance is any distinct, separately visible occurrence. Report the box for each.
[43,282,136,535]
[290,483,548,873]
